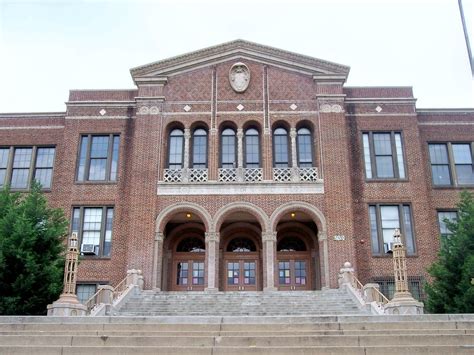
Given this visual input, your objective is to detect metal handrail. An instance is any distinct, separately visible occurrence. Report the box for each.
[84,274,129,314]
[350,271,389,304]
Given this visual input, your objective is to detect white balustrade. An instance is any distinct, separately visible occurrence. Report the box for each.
[244,168,263,182]
[218,168,237,182]
[272,168,292,182]
[163,169,183,183]
[299,167,319,182]
[188,168,208,183]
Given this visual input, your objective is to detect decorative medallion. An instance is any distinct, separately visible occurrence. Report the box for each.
[229,62,250,93]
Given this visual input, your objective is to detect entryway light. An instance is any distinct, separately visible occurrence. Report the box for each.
[290,212,296,218]
[186,213,192,218]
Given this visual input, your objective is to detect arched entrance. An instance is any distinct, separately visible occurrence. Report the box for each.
[223,235,260,291]
[171,235,205,291]
[276,234,312,290]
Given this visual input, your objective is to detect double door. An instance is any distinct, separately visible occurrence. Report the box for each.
[224,255,258,291]
[277,255,311,290]
[172,256,205,291]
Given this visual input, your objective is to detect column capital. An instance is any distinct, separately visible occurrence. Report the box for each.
[184,128,191,139]
[155,232,164,242]
[237,128,244,138]
[290,127,297,138]
[262,232,277,242]
[205,232,220,242]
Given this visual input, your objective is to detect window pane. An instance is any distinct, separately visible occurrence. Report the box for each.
[89,158,107,180]
[34,148,55,189]
[403,206,415,255]
[375,156,394,178]
[373,133,392,155]
[34,169,52,189]
[72,208,80,234]
[452,144,472,164]
[429,144,449,164]
[0,148,9,168]
[274,129,289,167]
[297,130,312,167]
[221,130,236,168]
[76,284,96,304]
[455,165,474,185]
[11,148,32,189]
[369,206,380,254]
[110,136,120,181]
[380,206,400,252]
[363,134,372,178]
[77,136,89,182]
[192,130,207,168]
[90,136,109,158]
[103,208,113,257]
[169,135,184,169]
[437,211,457,236]
[431,165,451,185]
[245,129,259,168]
[82,208,102,251]
[394,134,405,178]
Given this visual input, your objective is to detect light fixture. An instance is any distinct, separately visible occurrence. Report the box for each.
[186,213,192,219]
[290,212,296,218]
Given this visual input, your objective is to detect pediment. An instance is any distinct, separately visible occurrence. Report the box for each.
[130,39,350,84]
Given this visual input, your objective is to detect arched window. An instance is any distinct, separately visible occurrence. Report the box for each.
[221,128,236,168]
[297,127,313,167]
[192,128,207,169]
[227,237,257,252]
[168,129,184,169]
[277,236,307,252]
[176,237,206,252]
[273,127,289,167]
[245,128,260,168]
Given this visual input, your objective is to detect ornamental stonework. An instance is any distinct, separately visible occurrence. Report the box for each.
[229,62,250,93]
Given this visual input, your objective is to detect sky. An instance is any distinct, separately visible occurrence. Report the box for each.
[0,0,473,113]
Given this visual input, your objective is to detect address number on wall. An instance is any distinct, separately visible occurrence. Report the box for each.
[333,235,346,241]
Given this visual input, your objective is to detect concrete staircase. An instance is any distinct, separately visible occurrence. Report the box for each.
[0,314,473,354]
[116,289,366,316]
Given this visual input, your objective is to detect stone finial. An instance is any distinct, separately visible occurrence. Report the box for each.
[338,261,355,287]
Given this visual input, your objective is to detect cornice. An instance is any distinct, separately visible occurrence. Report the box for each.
[130,39,350,79]
[0,112,65,119]
[417,108,474,114]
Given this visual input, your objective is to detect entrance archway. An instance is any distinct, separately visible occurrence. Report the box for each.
[171,235,205,291]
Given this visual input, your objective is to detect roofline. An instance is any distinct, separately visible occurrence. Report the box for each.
[417,108,474,114]
[130,39,350,78]
[0,112,66,118]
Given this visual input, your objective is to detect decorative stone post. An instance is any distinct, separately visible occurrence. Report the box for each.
[384,229,424,315]
[338,261,355,288]
[262,232,277,291]
[182,128,191,182]
[205,232,220,292]
[236,128,244,182]
[152,232,164,290]
[47,233,86,316]
[289,128,300,182]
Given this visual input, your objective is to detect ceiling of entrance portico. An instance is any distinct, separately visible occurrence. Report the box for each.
[130,39,350,81]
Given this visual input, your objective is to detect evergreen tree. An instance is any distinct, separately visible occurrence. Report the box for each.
[425,190,474,313]
[0,182,68,315]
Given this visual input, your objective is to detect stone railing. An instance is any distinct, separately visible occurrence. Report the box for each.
[244,168,263,182]
[164,168,209,183]
[273,167,319,182]
[84,269,144,316]
[338,262,389,315]
[188,168,208,183]
[163,168,183,183]
[218,168,238,182]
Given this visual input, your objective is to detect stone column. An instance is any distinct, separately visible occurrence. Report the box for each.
[289,128,300,182]
[182,128,191,182]
[318,231,330,289]
[262,232,277,291]
[152,232,164,291]
[205,232,220,292]
[236,128,244,182]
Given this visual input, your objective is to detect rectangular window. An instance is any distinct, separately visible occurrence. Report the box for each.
[437,211,457,240]
[76,134,120,182]
[0,146,55,189]
[372,276,424,301]
[362,132,406,179]
[368,204,416,255]
[429,142,474,186]
[76,284,97,304]
[72,206,114,257]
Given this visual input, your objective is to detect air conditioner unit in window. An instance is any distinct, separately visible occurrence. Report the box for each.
[384,242,394,254]
[81,244,98,255]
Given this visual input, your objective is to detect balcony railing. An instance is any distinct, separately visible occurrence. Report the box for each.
[163,167,319,183]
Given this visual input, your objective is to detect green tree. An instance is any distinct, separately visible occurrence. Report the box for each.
[0,182,68,315]
[425,190,474,313]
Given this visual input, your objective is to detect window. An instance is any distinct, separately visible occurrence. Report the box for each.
[297,128,313,167]
[76,284,97,304]
[191,128,207,169]
[0,146,55,189]
[371,276,424,301]
[76,134,120,181]
[273,127,289,168]
[429,143,474,186]
[221,128,236,168]
[72,206,114,257]
[369,204,416,255]
[362,132,406,179]
[437,211,457,240]
[244,128,260,168]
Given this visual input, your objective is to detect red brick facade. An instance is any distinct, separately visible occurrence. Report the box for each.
[1,41,473,296]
